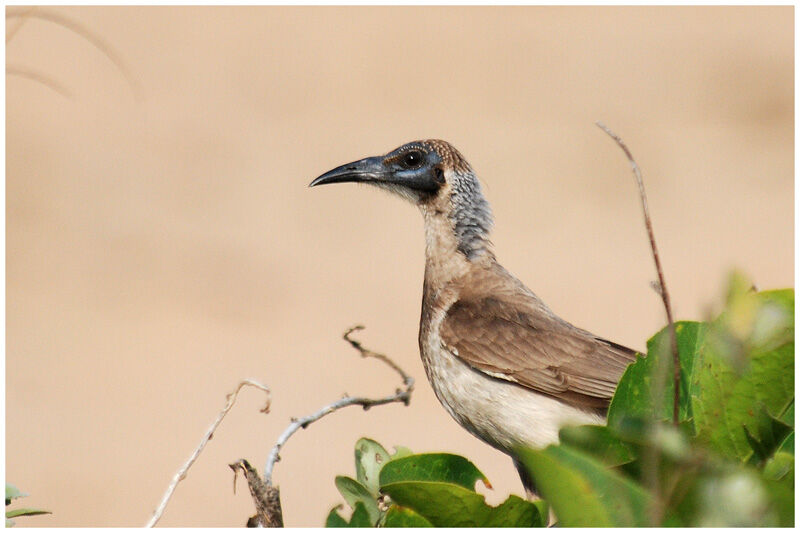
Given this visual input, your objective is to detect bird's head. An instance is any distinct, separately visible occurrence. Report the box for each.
[311,140,493,260]
[310,140,463,202]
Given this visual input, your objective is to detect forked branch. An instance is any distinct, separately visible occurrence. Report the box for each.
[263,325,414,482]
[147,327,412,527]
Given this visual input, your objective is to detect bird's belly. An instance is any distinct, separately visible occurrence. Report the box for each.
[421,338,604,455]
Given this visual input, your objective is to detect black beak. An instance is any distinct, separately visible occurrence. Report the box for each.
[309,156,386,187]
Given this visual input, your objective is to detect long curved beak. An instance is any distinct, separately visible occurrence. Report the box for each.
[309,156,386,187]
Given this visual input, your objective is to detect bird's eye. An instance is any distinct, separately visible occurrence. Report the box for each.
[401,150,424,169]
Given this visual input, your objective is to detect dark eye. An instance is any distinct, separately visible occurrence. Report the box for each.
[401,150,424,169]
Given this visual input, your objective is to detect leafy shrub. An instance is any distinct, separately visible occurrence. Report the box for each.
[326,439,548,527]
[326,277,794,527]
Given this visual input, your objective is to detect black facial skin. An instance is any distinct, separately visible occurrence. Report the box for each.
[310,143,445,195]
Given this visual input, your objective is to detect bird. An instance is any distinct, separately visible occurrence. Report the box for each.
[310,139,637,495]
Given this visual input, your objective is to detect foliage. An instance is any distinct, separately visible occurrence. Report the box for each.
[6,484,50,527]
[326,275,794,527]
[325,439,547,527]
[521,277,793,527]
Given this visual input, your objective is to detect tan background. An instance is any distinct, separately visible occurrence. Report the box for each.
[6,6,793,527]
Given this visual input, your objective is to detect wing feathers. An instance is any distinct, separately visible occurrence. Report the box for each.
[440,290,637,408]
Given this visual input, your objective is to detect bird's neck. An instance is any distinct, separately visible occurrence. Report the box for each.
[420,171,495,289]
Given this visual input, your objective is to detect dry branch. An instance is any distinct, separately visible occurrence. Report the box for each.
[263,325,414,482]
[147,326,412,527]
[230,459,283,527]
[146,379,271,527]
[6,64,74,99]
[239,326,413,527]
[6,6,142,100]
[596,121,680,426]
[6,6,36,44]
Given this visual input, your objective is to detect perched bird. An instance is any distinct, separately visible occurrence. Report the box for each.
[310,140,637,495]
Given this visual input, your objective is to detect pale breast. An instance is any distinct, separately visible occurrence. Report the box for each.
[420,307,604,455]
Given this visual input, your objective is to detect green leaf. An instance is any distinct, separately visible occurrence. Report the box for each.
[334,476,379,525]
[325,506,349,527]
[762,476,795,527]
[380,481,544,527]
[777,431,794,455]
[381,482,483,526]
[390,446,414,459]
[693,289,794,461]
[325,503,372,527]
[382,506,434,526]
[722,345,795,460]
[379,453,489,491]
[742,405,793,465]
[483,494,547,527]
[558,424,636,467]
[376,451,542,526]
[608,321,704,429]
[347,503,372,527]
[763,451,794,485]
[516,444,654,527]
[5,508,50,519]
[690,341,740,452]
[354,438,391,497]
[779,398,794,425]
[531,499,550,524]
[5,485,27,506]
[749,289,795,351]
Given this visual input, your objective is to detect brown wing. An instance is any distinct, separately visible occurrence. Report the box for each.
[440,295,638,408]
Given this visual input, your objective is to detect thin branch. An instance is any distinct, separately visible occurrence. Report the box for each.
[596,122,680,426]
[343,325,414,387]
[6,64,74,99]
[6,7,142,101]
[146,379,271,528]
[6,6,36,44]
[263,325,414,483]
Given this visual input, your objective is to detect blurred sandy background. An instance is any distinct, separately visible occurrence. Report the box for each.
[6,6,793,527]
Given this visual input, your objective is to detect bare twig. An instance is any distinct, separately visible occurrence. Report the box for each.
[263,325,414,483]
[343,325,414,388]
[6,64,74,99]
[596,122,680,426]
[6,6,36,44]
[230,459,283,527]
[146,379,271,527]
[6,6,142,100]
